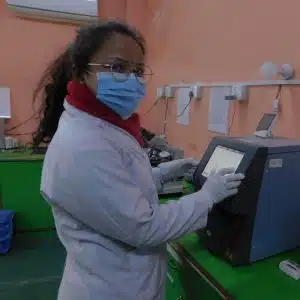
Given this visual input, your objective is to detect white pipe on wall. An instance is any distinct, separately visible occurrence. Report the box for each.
[167,80,300,89]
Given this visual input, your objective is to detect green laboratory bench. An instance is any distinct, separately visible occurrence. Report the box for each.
[161,192,300,300]
[0,151,54,232]
[166,233,300,300]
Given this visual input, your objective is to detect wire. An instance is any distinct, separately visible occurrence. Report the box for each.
[142,99,161,116]
[7,133,32,136]
[176,90,193,117]
[228,84,283,136]
[163,97,169,136]
[5,112,38,134]
[275,85,282,99]
[228,102,236,135]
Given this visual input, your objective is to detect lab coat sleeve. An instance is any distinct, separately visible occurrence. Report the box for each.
[151,167,163,192]
[63,149,213,248]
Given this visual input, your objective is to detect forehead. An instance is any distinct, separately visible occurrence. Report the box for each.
[92,33,144,63]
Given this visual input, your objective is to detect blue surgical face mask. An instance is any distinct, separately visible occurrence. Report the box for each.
[96,72,146,119]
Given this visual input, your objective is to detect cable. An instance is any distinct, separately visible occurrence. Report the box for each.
[163,97,170,136]
[228,84,283,136]
[142,99,161,116]
[7,133,32,136]
[275,84,282,99]
[228,102,237,135]
[176,90,193,117]
[5,112,38,134]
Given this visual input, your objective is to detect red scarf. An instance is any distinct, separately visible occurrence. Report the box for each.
[66,80,144,146]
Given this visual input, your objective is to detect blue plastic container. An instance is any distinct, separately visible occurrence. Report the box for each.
[0,210,15,254]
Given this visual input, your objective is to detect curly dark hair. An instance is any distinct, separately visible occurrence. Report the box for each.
[32,20,145,147]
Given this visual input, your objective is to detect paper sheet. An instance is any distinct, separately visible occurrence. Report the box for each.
[0,87,11,118]
[176,88,191,125]
[208,87,231,134]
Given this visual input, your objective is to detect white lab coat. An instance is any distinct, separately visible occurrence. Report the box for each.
[41,101,213,300]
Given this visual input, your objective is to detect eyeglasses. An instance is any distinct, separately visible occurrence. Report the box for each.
[88,62,153,84]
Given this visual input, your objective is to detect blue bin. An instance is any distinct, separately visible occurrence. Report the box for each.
[0,210,15,254]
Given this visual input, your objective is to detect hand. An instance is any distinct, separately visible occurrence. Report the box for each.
[201,168,244,204]
[158,158,199,182]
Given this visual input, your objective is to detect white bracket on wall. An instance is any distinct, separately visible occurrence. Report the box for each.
[165,80,300,103]
[156,86,166,100]
[168,79,300,89]
[165,86,175,98]
[231,84,248,101]
[192,84,202,100]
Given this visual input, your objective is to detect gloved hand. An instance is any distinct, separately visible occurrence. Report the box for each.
[201,168,244,204]
[158,158,199,183]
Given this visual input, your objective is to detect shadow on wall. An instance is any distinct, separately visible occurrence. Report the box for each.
[0,1,77,144]
[141,0,300,158]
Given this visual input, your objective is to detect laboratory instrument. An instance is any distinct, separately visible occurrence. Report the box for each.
[193,135,300,266]
[184,165,198,183]
[158,179,185,196]
[144,133,184,167]
[279,260,300,280]
[279,259,300,280]
[254,113,277,138]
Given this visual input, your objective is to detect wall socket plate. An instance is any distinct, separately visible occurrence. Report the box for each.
[165,86,175,98]
[231,84,248,101]
[192,85,202,100]
[156,87,166,99]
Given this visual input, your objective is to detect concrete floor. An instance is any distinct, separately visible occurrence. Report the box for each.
[0,232,65,300]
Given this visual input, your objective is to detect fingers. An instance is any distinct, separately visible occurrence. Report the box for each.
[182,158,200,167]
[224,173,245,182]
[226,188,239,197]
[217,168,236,176]
[191,159,200,167]
[226,180,242,189]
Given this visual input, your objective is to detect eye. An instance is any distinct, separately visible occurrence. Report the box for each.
[133,66,145,78]
[112,62,130,74]
[134,68,145,77]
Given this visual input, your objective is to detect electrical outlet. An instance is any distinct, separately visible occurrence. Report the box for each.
[165,86,175,98]
[192,85,202,100]
[232,84,248,101]
[156,87,165,99]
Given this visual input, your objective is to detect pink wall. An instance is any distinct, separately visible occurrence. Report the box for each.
[142,0,300,158]
[98,0,126,20]
[2,0,300,157]
[98,0,147,36]
[0,0,77,143]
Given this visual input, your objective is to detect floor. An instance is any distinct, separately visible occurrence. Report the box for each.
[0,231,65,300]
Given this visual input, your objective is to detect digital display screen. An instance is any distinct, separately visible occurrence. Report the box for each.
[256,113,276,131]
[202,146,244,177]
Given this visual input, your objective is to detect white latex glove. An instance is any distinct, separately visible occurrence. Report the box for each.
[201,168,244,204]
[158,158,199,182]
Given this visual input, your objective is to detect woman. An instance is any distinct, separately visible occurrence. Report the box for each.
[33,21,244,300]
